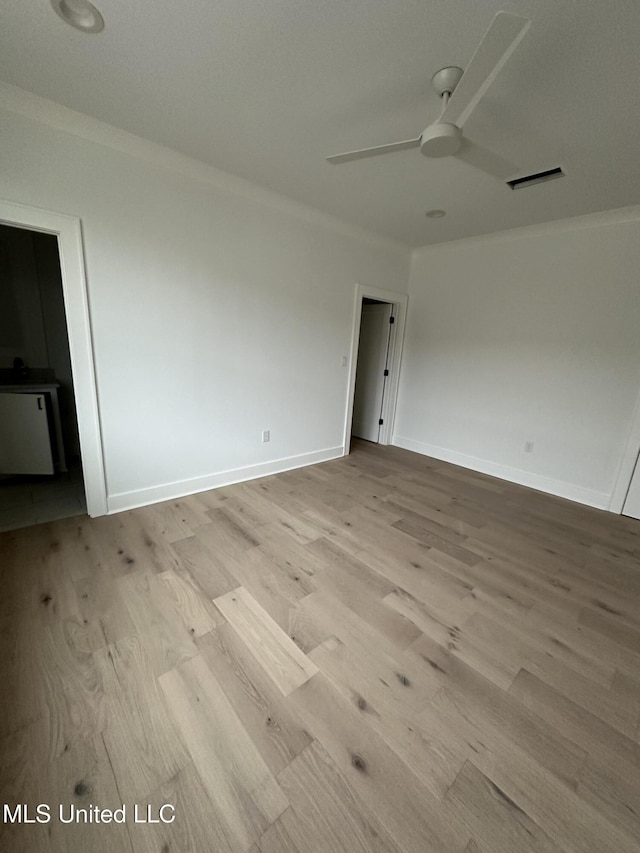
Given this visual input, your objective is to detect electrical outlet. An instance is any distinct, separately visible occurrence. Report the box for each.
[524,440,534,453]
[262,430,270,443]
[341,355,348,367]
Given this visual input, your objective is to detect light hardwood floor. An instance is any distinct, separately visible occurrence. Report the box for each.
[1,439,639,853]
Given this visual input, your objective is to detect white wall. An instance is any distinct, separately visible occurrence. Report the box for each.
[395,209,640,509]
[0,93,409,510]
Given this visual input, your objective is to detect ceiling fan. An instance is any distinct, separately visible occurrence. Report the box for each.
[326,11,530,180]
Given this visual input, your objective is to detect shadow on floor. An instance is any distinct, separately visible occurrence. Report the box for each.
[0,460,86,532]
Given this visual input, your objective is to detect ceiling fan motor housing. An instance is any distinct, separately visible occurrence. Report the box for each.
[420,123,462,158]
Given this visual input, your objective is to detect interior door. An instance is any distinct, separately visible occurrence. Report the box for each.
[0,392,54,475]
[622,453,640,520]
[352,302,392,442]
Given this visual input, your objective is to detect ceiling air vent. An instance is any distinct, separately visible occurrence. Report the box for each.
[507,167,564,190]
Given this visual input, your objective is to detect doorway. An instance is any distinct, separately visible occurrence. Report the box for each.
[343,283,408,451]
[352,299,393,443]
[0,224,86,530]
[0,198,107,526]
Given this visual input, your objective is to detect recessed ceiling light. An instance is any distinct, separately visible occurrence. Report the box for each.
[425,209,447,219]
[51,0,104,33]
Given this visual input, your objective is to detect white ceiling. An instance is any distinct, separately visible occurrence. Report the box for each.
[1,0,640,247]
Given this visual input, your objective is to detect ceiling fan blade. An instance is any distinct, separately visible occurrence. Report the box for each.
[455,138,518,180]
[440,11,530,129]
[326,138,421,164]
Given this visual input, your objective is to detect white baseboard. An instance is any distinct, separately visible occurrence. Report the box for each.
[106,445,345,514]
[392,436,611,511]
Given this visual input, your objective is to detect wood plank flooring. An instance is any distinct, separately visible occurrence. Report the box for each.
[1,439,640,852]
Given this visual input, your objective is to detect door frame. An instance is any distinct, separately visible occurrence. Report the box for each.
[610,384,640,513]
[0,198,108,516]
[343,283,408,451]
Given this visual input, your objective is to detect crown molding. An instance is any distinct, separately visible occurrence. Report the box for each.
[0,81,408,257]
[412,203,640,259]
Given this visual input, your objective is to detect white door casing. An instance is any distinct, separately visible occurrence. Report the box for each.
[0,198,107,516]
[622,454,640,519]
[352,302,392,442]
[610,383,640,515]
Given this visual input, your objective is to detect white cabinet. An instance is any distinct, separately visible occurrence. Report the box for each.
[0,391,54,475]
